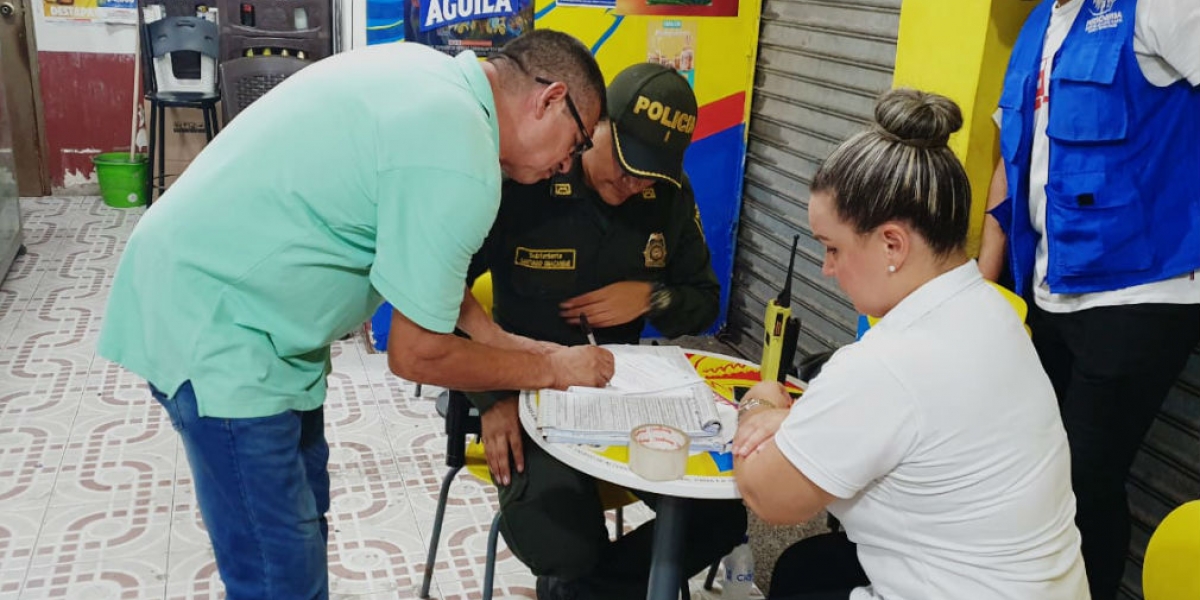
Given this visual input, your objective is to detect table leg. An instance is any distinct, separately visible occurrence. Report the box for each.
[647,495,689,600]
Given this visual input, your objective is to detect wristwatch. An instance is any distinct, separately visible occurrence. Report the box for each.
[738,397,776,417]
[649,282,673,315]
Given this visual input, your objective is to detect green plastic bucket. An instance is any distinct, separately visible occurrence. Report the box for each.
[93,152,149,208]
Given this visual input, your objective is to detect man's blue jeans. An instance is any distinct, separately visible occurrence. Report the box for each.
[151,381,330,599]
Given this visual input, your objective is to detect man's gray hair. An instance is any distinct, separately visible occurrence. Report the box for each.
[492,30,607,119]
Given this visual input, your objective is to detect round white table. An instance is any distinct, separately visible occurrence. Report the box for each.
[519,349,804,600]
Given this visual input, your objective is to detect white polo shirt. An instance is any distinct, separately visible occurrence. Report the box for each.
[776,261,1088,600]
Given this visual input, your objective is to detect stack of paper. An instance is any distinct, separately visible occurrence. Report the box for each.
[540,370,727,452]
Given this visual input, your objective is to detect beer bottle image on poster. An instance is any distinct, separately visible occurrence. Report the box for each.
[648,20,696,86]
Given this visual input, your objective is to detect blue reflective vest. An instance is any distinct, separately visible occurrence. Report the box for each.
[996,0,1200,296]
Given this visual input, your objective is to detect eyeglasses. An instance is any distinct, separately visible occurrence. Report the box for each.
[533,76,594,159]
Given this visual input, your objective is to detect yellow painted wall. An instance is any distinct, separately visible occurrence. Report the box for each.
[892,0,1035,256]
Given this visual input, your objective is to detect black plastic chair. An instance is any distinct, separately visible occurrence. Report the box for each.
[418,390,495,600]
[142,16,221,202]
[217,0,334,62]
[218,55,310,123]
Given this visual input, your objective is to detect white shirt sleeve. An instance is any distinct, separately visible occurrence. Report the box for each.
[774,343,919,500]
[1135,0,1200,86]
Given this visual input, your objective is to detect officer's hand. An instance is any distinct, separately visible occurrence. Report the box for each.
[547,346,614,389]
[559,281,654,328]
[481,396,523,486]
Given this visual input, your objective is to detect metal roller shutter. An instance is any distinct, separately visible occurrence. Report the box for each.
[728,0,901,359]
[1123,348,1200,600]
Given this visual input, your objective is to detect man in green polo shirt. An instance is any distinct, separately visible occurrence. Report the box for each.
[98,30,612,599]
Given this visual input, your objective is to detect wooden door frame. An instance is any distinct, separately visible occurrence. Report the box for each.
[0,0,51,196]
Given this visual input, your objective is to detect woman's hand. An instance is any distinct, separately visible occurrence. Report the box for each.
[732,381,794,458]
[733,407,789,459]
[743,381,794,409]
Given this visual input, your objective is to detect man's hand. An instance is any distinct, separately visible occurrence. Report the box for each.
[490,330,564,355]
[546,346,615,389]
[559,281,654,328]
[481,397,523,486]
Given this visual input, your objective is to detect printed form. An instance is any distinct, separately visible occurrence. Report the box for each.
[568,344,704,396]
[536,385,725,450]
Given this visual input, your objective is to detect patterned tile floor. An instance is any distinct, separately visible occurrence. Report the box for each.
[0,197,732,600]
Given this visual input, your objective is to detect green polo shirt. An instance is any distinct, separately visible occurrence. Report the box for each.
[98,44,501,418]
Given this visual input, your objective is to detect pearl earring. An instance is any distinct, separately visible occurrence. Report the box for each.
[887,265,896,273]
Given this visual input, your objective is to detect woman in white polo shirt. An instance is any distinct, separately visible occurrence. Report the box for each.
[732,89,1088,600]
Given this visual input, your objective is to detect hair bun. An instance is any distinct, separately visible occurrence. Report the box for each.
[873,88,963,149]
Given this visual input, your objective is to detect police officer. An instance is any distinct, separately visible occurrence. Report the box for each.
[466,63,746,600]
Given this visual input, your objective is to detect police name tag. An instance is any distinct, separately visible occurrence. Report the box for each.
[515,247,577,270]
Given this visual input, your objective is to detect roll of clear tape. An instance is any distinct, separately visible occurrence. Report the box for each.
[629,424,689,481]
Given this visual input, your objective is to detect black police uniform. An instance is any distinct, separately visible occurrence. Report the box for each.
[465,166,746,600]
[471,172,719,350]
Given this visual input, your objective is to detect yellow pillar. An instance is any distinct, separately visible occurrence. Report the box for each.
[891,0,1036,257]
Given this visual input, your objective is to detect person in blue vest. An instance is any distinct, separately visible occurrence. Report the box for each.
[986,1,1200,597]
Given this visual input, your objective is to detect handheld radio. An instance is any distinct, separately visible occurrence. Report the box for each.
[760,235,802,383]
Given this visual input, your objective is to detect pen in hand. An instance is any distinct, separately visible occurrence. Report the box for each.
[578,313,609,388]
[579,313,598,346]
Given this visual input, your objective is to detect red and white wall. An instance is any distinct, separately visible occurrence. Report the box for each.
[34,0,358,191]
[33,15,140,190]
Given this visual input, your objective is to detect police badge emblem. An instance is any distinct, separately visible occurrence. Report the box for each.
[643,233,667,268]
